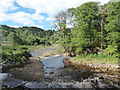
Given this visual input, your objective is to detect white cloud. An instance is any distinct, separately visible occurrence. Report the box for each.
[9,12,34,25]
[0,13,8,22]
[0,11,45,26]
[46,17,54,21]
[0,0,18,13]
[15,0,110,18]
[32,13,45,21]
[7,25,20,28]
[0,0,110,28]
[0,0,45,26]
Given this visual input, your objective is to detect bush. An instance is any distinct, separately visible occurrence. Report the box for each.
[20,47,28,50]
[105,45,118,57]
[2,51,32,65]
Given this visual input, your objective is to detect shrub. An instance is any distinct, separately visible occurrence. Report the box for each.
[2,51,32,65]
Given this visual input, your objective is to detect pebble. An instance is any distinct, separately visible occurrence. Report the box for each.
[99,76,104,80]
[82,81,92,88]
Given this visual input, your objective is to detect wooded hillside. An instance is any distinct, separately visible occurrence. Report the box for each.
[1,25,55,45]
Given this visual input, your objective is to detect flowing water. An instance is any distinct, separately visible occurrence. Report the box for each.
[1,47,119,89]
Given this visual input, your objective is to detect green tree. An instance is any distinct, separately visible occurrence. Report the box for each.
[72,2,100,55]
[98,5,108,50]
[104,2,120,57]
[54,10,75,55]
[1,25,55,46]
[8,32,24,45]
[26,36,40,45]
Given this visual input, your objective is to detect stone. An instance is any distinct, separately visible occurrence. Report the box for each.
[99,76,104,80]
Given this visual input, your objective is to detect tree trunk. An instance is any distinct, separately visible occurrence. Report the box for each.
[100,18,104,50]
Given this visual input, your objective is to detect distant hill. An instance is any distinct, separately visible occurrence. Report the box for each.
[1,25,55,45]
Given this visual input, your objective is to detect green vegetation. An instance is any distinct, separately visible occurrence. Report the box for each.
[1,1,119,65]
[1,25,55,45]
[54,1,120,64]
[42,46,64,56]
[2,51,32,65]
[1,44,51,64]
[2,45,44,54]
[72,54,118,65]
[1,25,55,65]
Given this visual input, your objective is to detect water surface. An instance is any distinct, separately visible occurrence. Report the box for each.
[1,47,119,89]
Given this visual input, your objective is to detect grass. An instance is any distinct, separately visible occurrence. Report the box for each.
[2,44,52,64]
[42,45,64,56]
[71,54,118,65]
[2,45,50,55]
[54,47,64,54]
[42,46,64,56]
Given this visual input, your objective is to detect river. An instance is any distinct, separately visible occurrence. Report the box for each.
[1,47,119,89]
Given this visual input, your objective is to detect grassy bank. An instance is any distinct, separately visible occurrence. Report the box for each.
[2,45,51,54]
[71,54,118,65]
[41,46,64,56]
[1,45,52,64]
[39,46,118,65]
[41,46,118,65]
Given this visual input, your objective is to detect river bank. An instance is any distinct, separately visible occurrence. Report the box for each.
[1,46,120,89]
[2,58,44,82]
[41,47,119,75]
[42,47,120,84]
[2,46,59,82]
[35,47,120,88]
[64,59,120,83]
[64,58,119,74]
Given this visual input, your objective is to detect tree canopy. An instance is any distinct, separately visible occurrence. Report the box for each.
[1,25,55,45]
[54,1,120,57]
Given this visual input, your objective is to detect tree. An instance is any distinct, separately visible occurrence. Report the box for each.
[104,2,120,57]
[8,32,24,45]
[1,25,55,46]
[98,5,108,50]
[26,36,40,45]
[71,2,100,55]
[54,11,70,53]
[54,11,67,37]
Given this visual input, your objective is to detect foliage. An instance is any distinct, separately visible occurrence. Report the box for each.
[72,2,100,55]
[105,45,119,57]
[104,2,120,57]
[1,25,54,64]
[1,25,55,45]
[2,51,32,65]
[72,54,118,65]
[54,1,120,60]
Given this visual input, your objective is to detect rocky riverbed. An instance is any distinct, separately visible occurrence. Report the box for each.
[1,47,120,89]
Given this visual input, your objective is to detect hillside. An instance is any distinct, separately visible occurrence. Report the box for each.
[1,25,55,45]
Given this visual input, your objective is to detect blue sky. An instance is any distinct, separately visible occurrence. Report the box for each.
[0,0,109,30]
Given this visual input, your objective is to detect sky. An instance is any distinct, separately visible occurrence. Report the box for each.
[0,0,110,30]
